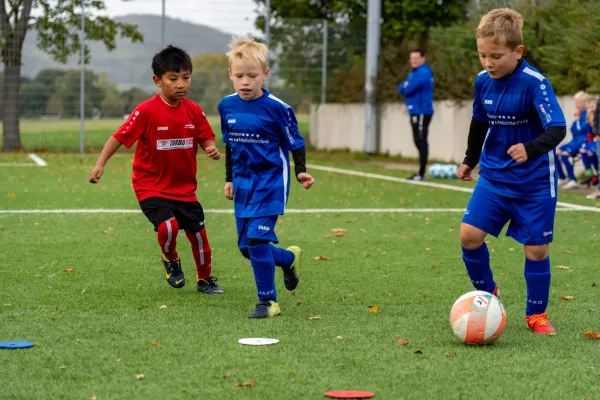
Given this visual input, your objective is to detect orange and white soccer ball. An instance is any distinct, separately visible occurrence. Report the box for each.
[450,290,506,345]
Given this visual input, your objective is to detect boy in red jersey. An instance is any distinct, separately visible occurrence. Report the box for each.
[89,45,224,294]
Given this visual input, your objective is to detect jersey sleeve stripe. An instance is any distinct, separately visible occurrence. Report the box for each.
[522,67,545,81]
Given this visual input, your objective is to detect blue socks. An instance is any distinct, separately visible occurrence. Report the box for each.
[269,245,295,269]
[524,257,551,316]
[248,244,277,302]
[462,243,496,293]
[560,154,576,181]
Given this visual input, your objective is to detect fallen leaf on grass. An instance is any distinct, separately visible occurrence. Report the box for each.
[313,256,330,261]
[344,219,357,223]
[360,228,367,233]
[397,339,409,345]
[116,358,123,362]
[35,274,41,277]
[444,352,455,357]
[224,371,232,379]
[235,379,257,387]
[159,305,168,309]
[425,248,431,251]
[89,396,97,400]
[61,268,75,273]
[58,366,66,369]
[331,228,347,233]
[136,374,144,380]
[33,342,39,347]
[291,290,297,296]
[555,265,571,270]
[369,305,379,313]
[559,296,574,301]
[431,264,437,268]
[338,296,346,301]
[414,349,423,354]
[296,302,304,306]
[335,336,343,339]
[507,360,514,365]
[593,283,599,287]
[335,232,346,237]
[151,340,160,348]
[363,253,370,258]
[51,317,57,321]
[590,306,596,312]
[288,371,295,376]
[324,234,332,238]
[307,315,321,320]
[563,250,572,254]
[584,331,600,340]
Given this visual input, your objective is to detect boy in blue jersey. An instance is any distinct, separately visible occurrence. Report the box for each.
[218,37,315,318]
[556,91,589,189]
[457,8,567,335]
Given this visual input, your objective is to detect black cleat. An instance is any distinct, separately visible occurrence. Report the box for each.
[162,257,185,288]
[283,246,301,291]
[196,276,225,295]
[248,300,281,319]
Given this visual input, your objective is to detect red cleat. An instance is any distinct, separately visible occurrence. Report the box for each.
[526,313,556,335]
[491,285,500,298]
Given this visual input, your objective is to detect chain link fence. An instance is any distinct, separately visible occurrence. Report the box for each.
[0,7,366,152]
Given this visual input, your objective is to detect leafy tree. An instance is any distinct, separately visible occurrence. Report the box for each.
[0,0,143,150]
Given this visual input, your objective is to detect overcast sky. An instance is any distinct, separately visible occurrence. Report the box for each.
[101,0,261,36]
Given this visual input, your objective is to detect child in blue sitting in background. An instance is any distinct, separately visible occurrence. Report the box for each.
[556,91,589,189]
[218,37,315,319]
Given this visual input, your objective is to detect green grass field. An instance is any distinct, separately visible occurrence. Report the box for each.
[0,115,311,152]
[1,151,600,399]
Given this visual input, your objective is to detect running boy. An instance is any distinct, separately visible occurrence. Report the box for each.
[218,37,315,319]
[457,9,566,334]
[89,45,224,294]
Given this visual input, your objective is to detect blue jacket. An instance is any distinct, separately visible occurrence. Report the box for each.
[398,63,434,115]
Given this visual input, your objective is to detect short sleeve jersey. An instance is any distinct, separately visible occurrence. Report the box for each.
[472,59,566,200]
[112,94,215,202]
[218,90,305,218]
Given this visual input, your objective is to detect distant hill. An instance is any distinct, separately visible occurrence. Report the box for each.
[20,14,233,91]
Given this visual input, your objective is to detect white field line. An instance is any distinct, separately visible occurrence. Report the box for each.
[0,207,581,215]
[308,164,600,213]
[0,163,40,167]
[28,154,47,166]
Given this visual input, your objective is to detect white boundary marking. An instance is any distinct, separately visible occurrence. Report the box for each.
[28,154,47,166]
[0,207,581,215]
[0,163,40,167]
[0,153,47,167]
[308,164,600,213]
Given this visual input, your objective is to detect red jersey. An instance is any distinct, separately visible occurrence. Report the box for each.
[112,94,215,202]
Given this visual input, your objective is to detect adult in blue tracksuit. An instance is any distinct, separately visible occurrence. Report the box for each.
[398,49,434,181]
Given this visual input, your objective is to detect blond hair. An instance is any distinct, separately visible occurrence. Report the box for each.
[476,8,524,49]
[584,94,598,108]
[574,91,587,101]
[226,36,269,69]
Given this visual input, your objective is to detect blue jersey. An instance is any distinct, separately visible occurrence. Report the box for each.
[218,90,305,218]
[570,110,588,137]
[398,63,434,115]
[473,59,566,200]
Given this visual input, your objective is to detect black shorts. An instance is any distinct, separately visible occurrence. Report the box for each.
[139,197,206,232]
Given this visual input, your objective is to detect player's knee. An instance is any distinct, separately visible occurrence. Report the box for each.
[459,224,485,249]
[158,217,179,233]
[247,238,269,247]
[239,247,250,259]
[524,244,548,261]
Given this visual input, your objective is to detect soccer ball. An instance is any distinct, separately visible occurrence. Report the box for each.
[428,163,459,179]
[450,290,506,345]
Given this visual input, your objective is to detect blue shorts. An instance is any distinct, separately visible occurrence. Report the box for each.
[560,140,586,156]
[236,216,279,249]
[462,186,557,245]
[582,141,597,153]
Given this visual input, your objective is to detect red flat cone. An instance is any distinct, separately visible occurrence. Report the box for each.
[324,390,375,399]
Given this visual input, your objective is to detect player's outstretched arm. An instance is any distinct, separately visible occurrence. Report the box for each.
[201,140,220,160]
[89,136,122,183]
